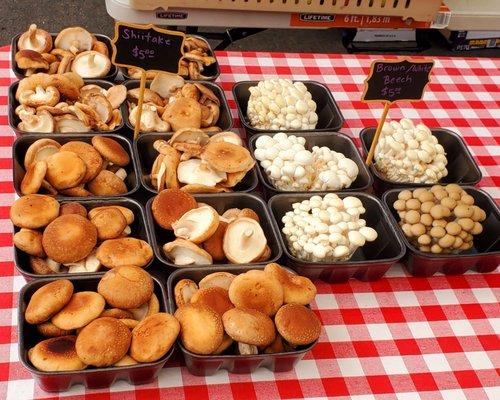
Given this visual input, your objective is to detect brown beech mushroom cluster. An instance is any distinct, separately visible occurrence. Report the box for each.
[127,73,222,134]
[151,189,270,265]
[19,136,130,197]
[10,195,153,275]
[173,263,320,356]
[23,269,179,372]
[127,36,216,81]
[151,129,254,193]
[393,184,486,254]
[16,25,112,78]
[15,73,126,133]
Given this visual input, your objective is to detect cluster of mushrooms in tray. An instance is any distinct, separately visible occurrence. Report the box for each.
[15,25,113,78]
[127,36,216,81]
[15,73,125,133]
[127,74,222,133]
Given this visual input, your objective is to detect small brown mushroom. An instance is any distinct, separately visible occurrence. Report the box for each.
[15,50,49,71]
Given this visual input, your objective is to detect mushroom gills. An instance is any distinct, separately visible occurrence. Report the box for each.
[237,343,258,355]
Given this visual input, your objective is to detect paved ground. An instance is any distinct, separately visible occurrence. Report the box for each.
[1,0,498,56]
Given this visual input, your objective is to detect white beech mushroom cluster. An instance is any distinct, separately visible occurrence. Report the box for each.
[374,119,448,183]
[282,194,378,262]
[247,79,318,130]
[254,133,359,191]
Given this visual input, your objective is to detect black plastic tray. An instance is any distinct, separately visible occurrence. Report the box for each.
[146,192,282,269]
[121,35,220,81]
[268,192,406,282]
[13,133,139,198]
[166,265,317,375]
[123,80,232,139]
[13,197,152,281]
[9,79,126,136]
[248,131,372,198]
[232,80,344,136]
[382,187,500,277]
[360,127,482,194]
[134,132,258,195]
[11,32,118,81]
[18,275,172,392]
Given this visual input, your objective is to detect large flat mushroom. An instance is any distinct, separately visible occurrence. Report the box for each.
[172,205,220,244]
[18,24,52,53]
[71,51,111,78]
[177,159,226,187]
[54,27,93,53]
[223,217,267,264]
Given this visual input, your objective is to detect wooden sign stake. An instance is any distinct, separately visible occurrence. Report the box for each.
[365,102,390,166]
[133,70,147,140]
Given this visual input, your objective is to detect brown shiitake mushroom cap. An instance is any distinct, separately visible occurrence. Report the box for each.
[264,263,317,305]
[172,205,220,244]
[28,336,86,372]
[42,214,97,264]
[223,217,267,264]
[51,291,105,330]
[24,138,61,169]
[174,279,199,308]
[36,321,72,338]
[202,221,228,262]
[228,270,283,316]
[60,141,103,183]
[201,141,255,173]
[275,304,321,346]
[88,205,134,225]
[100,308,134,320]
[162,97,202,131]
[25,279,74,324]
[59,202,87,218]
[174,304,223,355]
[222,307,276,347]
[45,151,87,190]
[114,355,138,367]
[98,266,154,309]
[76,317,131,367]
[151,189,197,230]
[90,208,127,240]
[96,237,153,269]
[15,49,49,70]
[130,313,180,363]
[10,194,60,229]
[30,256,60,275]
[91,136,130,167]
[198,272,236,291]
[190,287,233,318]
[13,228,45,257]
[87,170,127,196]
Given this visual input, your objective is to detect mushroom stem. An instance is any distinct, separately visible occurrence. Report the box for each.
[25,68,36,76]
[28,24,37,43]
[88,53,96,67]
[243,228,254,238]
[238,342,258,355]
[70,40,80,55]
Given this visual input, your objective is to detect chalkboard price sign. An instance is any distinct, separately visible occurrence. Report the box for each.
[111,22,185,74]
[362,59,434,104]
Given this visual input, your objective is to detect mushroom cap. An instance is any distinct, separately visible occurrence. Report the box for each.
[45,151,87,190]
[150,73,185,99]
[91,136,130,166]
[28,336,86,372]
[151,148,180,192]
[87,170,127,196]
[222,307,276,347]
[151,189,197,230]
[209,131,243,146]
[172,205,220,244]
[17,24,52,53]
[15,50,49,70]
[60,141,103,183]
[36,321,72,338]
[114,355,138,367]
[174,279,199,308]
[106,84,127,109]
[20,160,47,195]
[25,279,74,324]
[42,214,97,264]
[13,228,45,257]
[54,115,90,133]
[82,93,113,123]
[59,202,88,218]
[223,217,267,264]
[10,194,59,229]
[169,127,210,145]
[162,97,202,131]
[76,317,131,367]
[96,237,153,268]
[190,287,233,318]
[274,304,321,346]
[127,87,163,107]
[228,270,283,316]
[198,272,236,291]
[88,205,133,225]
[90,207,127,240]
[174,304,223,355]
[163,238,213,266]
[201,141,255,173]
[71,51,111,78]
[264,263,317,305]
[18,111,55,133]
[180,184,229,194]
[97,265,154,309]
[54,27,93,52]
[51,291,105,330]
[202,221,228,262]
[19,86,60,107]
[130,313,180,363]
[24,138,61,169]
[177,159,226,187]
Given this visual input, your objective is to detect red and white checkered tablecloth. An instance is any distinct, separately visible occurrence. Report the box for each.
[0,46,499,400]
